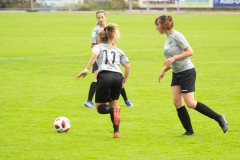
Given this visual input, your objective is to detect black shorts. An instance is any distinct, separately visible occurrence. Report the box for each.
[171,68,196,93]
[95,71,123,103]
[92,62,98,73]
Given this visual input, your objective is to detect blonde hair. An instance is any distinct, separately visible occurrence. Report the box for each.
[98,23,120,45]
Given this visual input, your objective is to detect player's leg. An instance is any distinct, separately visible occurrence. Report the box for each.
[84,62,98,108]
[95,71,121,138]
[95,100,120,138]
[183,93,228,133]
[172,85,194,135]
[95,102,114,114]
[109,72,123,138]
[121,88,134,107]
[108,100,121,125]
[108,100,121,138]
[95,71,113,113]
[182,68,228,133]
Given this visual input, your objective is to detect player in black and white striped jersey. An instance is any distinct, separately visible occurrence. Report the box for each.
[77,23,130,138]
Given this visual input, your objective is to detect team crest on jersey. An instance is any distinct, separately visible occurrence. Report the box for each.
[92,32,96,37]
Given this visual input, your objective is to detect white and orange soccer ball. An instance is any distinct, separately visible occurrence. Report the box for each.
[53,117,71,133]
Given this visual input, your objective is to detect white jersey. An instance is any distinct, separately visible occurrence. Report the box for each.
[92,44,129,73]
[91,25,103,44]
[164,30,194,73]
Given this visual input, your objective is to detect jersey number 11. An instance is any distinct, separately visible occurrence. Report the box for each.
[103,49,116,65]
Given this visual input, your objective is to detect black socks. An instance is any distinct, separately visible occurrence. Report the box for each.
[177,106,194,133]
[120,88,128,101]
[98,104,119,133]
[87,82,96,101]
[177,102,222,133]
[97,104,114,114]
[195,102,221,122]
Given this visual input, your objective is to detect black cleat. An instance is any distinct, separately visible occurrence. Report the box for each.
[182,131,195,136]
[219,115,228,133]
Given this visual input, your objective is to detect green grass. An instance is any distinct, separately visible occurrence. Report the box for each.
[0,12,240,160]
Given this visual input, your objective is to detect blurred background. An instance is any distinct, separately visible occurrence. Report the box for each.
[0,0,239,12]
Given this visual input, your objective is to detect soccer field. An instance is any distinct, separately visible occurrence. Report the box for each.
[0,12,240,159]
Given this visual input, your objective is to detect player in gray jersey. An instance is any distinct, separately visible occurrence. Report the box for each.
[84,10,134,108]
[76,23,131,138]
[155,15,228,135]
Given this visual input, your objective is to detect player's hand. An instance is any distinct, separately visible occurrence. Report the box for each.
[158,71,165,82]
[164,57,175,67]
[76,71,88,79]
[122,82,125,88]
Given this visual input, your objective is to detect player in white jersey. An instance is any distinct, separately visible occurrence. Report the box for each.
[155,15,228,135]
[76,23,131,138]
[84,10,134,108]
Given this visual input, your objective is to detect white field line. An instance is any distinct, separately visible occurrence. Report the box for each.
[0,54,84,60]
[0,44,239,61]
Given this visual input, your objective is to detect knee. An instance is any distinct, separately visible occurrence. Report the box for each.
[173,99,182,108]
[185,101,197,109]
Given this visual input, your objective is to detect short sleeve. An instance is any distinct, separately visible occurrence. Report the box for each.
[91,29,98,44]
[92,45,100,54]
[118,49,129,65]
[174,33,189,50]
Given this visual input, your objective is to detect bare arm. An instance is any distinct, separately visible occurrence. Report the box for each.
[122,62,130,83]
[158,65,171,82]
[76,52,98,79]
[158,46,192,82]
[164,46,193,67]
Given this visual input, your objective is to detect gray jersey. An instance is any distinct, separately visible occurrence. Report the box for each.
[91,25,103,44]
[92,44,129,73]
[164,30,194,73]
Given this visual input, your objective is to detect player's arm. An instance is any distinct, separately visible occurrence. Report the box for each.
[122,62,131,84]
[174,46,193,60]
[76,52,98,79]
[162,65,171,72]
[158,65,171,82]
[91,29,98,48]
[85,52,98,70]
[164,46,193,67]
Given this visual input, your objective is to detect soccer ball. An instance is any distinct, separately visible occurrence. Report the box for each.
[53,117,71,133]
